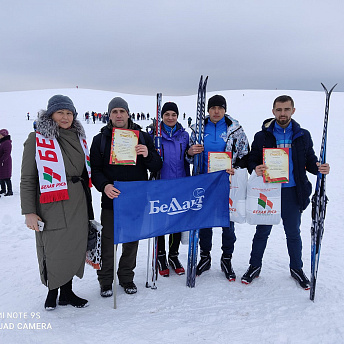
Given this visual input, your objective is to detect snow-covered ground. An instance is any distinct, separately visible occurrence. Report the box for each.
[0,88,343,344]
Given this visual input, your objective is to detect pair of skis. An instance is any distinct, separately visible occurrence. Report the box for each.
[145,93,163,289]
[186,75,208,288]
[147,77,209,289]
[310,83,336,301]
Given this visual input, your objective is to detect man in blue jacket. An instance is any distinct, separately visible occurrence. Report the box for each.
[241,95,330,289]
[187,94,250,281]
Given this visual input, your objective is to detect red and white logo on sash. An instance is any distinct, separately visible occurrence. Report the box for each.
[35,133,68,203]
[35,132,92,203]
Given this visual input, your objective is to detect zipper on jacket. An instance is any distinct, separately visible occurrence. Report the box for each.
[232,138,237,153]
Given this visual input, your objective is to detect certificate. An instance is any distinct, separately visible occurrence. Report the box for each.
[263,148,289,183]
[109,128,139,165]
[208,152,232,173]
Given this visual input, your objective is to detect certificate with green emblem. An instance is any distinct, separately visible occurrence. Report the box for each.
[110,128,139,165]
[263,148,289,183]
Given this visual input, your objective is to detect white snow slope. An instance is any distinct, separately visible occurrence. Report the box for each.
[0,88,343,344]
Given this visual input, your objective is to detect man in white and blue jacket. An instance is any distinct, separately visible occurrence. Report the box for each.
[187,95,249,281]
[241,95,330,289]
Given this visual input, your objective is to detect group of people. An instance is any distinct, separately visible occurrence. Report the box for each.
[20,92,329,311]
[134,112,149,121]
[84,111,109,124]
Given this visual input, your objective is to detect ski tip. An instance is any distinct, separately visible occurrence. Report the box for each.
[330,83,338,93]
[321,83,337,94]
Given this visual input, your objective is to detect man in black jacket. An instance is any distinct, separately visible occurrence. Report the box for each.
[90,97,162,296]
[241,95,330,289]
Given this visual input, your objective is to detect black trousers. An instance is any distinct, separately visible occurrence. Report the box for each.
[97,208,139,286]
[0,178,12,193]
[157,232,181,256]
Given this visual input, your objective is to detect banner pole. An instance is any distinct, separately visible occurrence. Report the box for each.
[113,244,117,309]
[145,238,151,288]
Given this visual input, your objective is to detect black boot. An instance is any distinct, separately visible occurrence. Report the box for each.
[0,180,5,194]
[44,288,58,311]
[241,265,261,285]
[157,253,169,277]
[168,253,185,275]
[290,268,310,290]
[220,254,236,281]
[3,179,12,196]
[58,279,88,308]
[196,251,211,276]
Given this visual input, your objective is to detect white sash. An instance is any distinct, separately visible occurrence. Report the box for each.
[35,132,91,203]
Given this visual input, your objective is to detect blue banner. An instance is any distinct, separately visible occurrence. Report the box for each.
[113,170,230,244]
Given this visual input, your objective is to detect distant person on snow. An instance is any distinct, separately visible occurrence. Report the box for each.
[241,95,330,290]
[187,117,192,127]
[85,111,90,124]
[187,95,250,281]
[0,129,13,196]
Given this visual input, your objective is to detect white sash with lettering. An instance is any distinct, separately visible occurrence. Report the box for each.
[35,132,69,203]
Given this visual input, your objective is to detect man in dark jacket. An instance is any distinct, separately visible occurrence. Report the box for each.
[241,95,330,289]
[90,97,162,296]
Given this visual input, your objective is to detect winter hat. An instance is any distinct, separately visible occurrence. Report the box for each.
[108,97,130,115]
[162,102,179,116]
[0,129,9,137]
[207,95,227,112]
[46,95,77,118]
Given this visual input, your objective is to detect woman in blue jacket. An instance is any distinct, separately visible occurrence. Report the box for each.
[154,102,190,277]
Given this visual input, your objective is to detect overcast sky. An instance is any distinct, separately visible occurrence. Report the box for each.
[1,0,343,95]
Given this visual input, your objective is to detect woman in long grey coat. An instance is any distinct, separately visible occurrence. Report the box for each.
[21,95,91,310]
